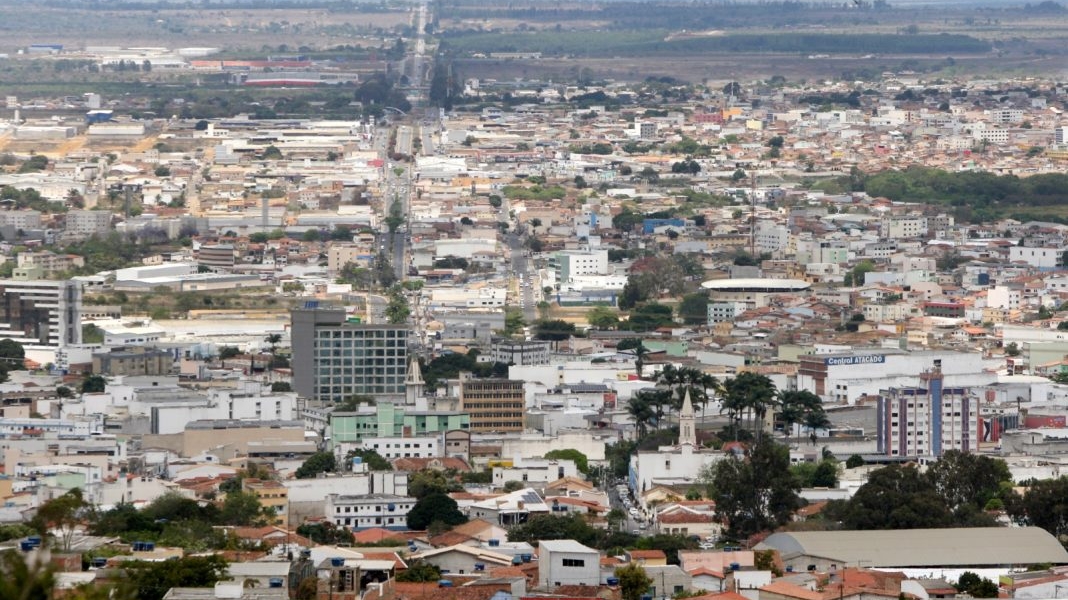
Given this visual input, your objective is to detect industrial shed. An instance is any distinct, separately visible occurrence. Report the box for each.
[757,527,1068,571]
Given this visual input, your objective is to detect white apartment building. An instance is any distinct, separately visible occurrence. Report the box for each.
[707,302,747,325]
[880,216,927,240]
[863,302,912,322]
[492,339,551,366]
[554,249,609,283]
[876,367,981,457]
[66,210,112,238]
[324,493,416,530]
[754,221,789,255]
[987,285,1022,310]
[357,435,440,459]
[1010,246,1065,270]
[972,123,1010,145]
[0,278,82,348]
[1056,126,1068,145]
[0,210,42,230]
[492,458,578,486]
[990,108,1024,125]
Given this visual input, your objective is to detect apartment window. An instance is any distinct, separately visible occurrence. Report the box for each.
[562,559,585,567]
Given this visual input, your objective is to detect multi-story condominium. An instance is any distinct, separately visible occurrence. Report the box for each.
[0,279,81,348]
[324,493,416,530]
[291,305,408,401]
[492,339,551,366]
[329,403,470,444]
[458,374,525,432]
[876,361,981,458]
[65,210,112,238]
[16,251,85,275]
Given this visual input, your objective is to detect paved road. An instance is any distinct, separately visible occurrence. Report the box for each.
[608,486,649,534]
[507,233,537,323]
[396,125,414,156]
[420,125,435,156]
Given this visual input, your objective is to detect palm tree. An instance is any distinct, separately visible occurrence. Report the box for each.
[722,372,778,442]
[777,390,822,444]
[632,343,650,378]
[804,407,832,445]
[626,395,655,438]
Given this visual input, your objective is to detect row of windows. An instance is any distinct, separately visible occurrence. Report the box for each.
[463,399,525,407]
[335,504,411,513]
[317,330,406,339]
[470,413,524,419]
[335,517,401,526]
[561,559,586,567]
[470,421,523,429]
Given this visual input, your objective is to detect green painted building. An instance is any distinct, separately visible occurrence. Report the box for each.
[330,403,470,444]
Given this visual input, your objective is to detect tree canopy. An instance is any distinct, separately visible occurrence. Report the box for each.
[707,438,802,540]
[544,449,589,474]
[295,451,337,479]
[407,493,467,530]
[825,453,1011,530]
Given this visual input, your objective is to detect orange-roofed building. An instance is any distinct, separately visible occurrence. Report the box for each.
[626,549,667,566]
[353,527,407,545]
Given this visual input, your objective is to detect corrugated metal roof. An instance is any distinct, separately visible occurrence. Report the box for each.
[758,527,1068,567]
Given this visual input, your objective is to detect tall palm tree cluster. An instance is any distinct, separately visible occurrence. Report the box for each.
[625,366,832,445]
[626,364,719,438]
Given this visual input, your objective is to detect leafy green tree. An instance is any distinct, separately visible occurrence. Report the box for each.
[843,260,875,287]
[295,452,336,479]
[219,491,271,526]
[825,464,955,529]
[587,305,619,329]
[385,286,410,324]
[845,454,865,469]
[956,572,999,598]
[544,449,589,474]
[77,373,106,392]
[677,293,710,325]
[125,555,228,600]
[270,381,292,392]
[926,450,1011,521]
[616,562,654,600]
[33,488,89,551]
[791,460,839,488]
[409,469,453,499]
[347,448,392,471]
[1007,476,1068,539]
[395,560,442,582]
[503,307,526,336]
[503,480,524,492]
[0,550,53,600]
[629,303,675,332]
[407,493,467,530]
[710,439,802,540]
[218,346,241,360]
[507,513,599,547]
[297,522,354,545]
[534,319,576,345]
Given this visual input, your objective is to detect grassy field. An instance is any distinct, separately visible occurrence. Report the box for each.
[442,30,991,57]
[0,4,411,52]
